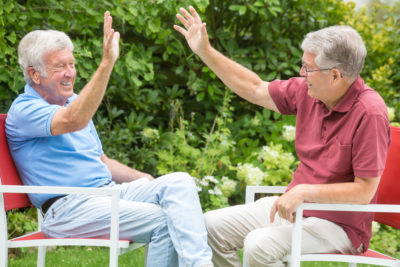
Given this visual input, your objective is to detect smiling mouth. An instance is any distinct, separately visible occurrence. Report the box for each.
[61,82,72,86]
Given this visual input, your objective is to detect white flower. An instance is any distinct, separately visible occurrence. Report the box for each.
[193,176,209,189]
[251,117,260,126]
[208,187,223,195]
[282,125,296,142]
[204,175,219,184]
[218,176,237,197]
[259,146,280,160]
[141,128,160,140]
[387,106,395,122]
[237,163,267,185]
[372,221,380,234]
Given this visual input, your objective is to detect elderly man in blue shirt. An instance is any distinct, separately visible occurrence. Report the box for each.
[6,11,212,267]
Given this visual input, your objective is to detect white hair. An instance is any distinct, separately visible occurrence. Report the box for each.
[301,25,366,81]
[18,30,74,84]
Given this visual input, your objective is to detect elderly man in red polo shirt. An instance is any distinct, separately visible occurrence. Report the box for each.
[174,6,391,267]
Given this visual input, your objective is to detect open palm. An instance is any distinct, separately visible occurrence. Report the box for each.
[103,11,120,65]
[174,6,209,56]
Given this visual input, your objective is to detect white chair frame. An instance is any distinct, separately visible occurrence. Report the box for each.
[0,184,147,267]
[244,185,400,267]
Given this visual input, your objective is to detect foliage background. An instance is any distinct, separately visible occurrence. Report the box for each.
[1,0,399,258]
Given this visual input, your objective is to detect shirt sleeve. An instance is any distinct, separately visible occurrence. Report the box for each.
[352,114,391,178]
[89,120,104,155]
[268,77,306,115]
[7,96,60,139]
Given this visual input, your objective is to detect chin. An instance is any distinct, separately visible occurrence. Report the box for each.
[307,89,315,98]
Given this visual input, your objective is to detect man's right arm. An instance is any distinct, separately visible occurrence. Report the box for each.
[174,6,279,112]
[51,11,120,136]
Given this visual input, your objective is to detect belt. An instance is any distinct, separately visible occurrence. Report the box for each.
[41,195,66,214]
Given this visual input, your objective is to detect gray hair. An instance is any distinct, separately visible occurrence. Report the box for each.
[301,25,366,81]
[18,30,74,84]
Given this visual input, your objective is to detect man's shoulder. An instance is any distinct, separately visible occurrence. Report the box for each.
[356,86,388,117]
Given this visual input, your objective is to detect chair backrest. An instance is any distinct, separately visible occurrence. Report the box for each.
[0,114,31,211]
[374,126,400,229]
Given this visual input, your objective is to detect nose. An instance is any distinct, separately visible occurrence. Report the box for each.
[64,65,76,78]
[299,65,306,77]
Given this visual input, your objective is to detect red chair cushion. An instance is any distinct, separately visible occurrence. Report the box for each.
[374,126,400,229]
[0,114,31,211]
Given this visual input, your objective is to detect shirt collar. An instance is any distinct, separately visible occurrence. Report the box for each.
[24,83,42,98]
[332,75,363,113]
[313,76,364,112]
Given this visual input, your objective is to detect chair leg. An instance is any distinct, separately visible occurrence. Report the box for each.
[242,252,247,267]
[0,248,7,267]
[109,246,119,267]
[37,246,46,267]
[143,245,148,266]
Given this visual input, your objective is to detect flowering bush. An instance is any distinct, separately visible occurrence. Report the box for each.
[282,125,296,142]
[237,163,267,186]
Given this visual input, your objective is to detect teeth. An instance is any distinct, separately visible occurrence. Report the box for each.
[61,82,72,86]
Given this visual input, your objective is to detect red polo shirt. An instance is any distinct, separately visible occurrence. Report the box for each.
[268,76,391,252]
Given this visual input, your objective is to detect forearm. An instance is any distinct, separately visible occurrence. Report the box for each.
[198,47,277,110]
[101,154,153,183]
[271,177,380,222]
[295,177,380,205]
[65,62,114,129]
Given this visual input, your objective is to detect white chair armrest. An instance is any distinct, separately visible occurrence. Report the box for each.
[0,184,121,250]
[290,202,400,266]
[0,185,118,196]
[245,186,287,204]
[301,202,400,213]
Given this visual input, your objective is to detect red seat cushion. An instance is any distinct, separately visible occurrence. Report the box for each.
[0,114,31,211]
[374,126,400,229]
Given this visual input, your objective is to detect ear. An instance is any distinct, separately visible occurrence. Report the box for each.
[27,67,41,85]
[331,68,342,83]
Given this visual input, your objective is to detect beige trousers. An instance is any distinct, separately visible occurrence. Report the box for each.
[204,196,358,267]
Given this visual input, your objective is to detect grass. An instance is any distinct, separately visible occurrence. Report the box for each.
[8,246,145,267]
[8,246,384,267]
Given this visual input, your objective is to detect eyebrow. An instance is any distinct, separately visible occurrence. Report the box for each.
[301,59,310,66]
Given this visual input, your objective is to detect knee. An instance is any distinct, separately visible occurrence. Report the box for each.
[244,230,281,265]
[244,231,262,264]
[204,210,226,242]
[166,172,196,187]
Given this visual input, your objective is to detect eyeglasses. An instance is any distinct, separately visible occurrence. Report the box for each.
[301,64,332,76]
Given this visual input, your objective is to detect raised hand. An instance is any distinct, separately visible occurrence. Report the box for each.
[102,11,120,66]
[174,6,210,56]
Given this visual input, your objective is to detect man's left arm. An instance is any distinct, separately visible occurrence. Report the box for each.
[100,154,154,183]
[271,176,380,223]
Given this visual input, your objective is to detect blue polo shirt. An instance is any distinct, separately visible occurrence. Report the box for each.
[5,84,112,207]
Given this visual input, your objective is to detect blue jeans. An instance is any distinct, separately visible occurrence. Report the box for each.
[42,172,212,267]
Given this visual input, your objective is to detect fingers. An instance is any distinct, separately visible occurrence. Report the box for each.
[112,31,120,46]
[176,13,189,30]
[271,197,297,223]
[102,11,120,63]
[270,201,277,223]
[103,11,119,45]
[188,6,202,24]
[176,6,202,30]
[179,7,193,20]
[104,11,111,37]
[173,25,187,36]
